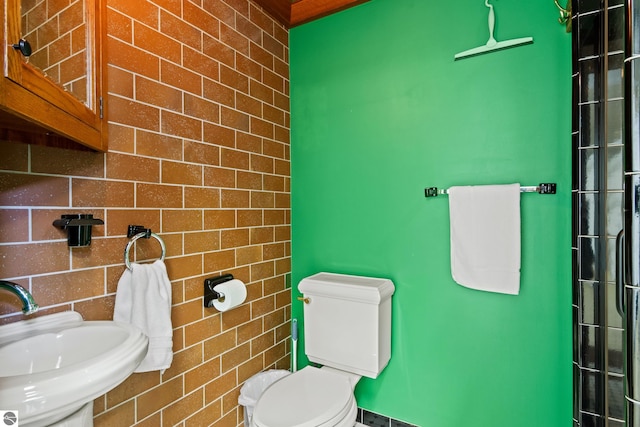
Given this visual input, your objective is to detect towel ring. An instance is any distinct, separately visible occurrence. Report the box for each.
[124,232,166,271]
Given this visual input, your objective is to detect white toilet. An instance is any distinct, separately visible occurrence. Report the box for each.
[251,272,395,427]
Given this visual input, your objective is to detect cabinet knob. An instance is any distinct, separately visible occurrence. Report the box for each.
[12,39,32,57]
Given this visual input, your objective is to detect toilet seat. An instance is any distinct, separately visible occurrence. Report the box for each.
[252,366,356,427]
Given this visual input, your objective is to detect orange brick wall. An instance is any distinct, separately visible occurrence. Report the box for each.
[0,0,290,425]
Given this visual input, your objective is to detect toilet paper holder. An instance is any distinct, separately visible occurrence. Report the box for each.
[204,274,234,307]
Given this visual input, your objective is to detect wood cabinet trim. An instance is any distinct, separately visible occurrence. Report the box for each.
[290,0,370,27]
[252,0,370,28]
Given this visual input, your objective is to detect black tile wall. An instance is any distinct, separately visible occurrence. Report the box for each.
[390,420,417,427]
[357,409,419,427]
[609,6,626,51]
[573,0,626,425]
[578,12,603,57]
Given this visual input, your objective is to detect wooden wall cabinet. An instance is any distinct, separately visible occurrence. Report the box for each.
[0,0,107,151]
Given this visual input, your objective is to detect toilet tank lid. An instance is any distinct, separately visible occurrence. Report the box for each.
[299,272,395,304]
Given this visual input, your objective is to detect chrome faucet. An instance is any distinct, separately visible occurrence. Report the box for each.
[0,281,39,315]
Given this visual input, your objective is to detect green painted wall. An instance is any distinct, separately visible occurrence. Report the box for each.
[290,1,572,426]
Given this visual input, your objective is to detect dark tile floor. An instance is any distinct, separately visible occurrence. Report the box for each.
[357,409,419,427]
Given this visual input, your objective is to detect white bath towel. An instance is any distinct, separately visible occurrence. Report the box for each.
[114,259,173,373]
[448,184,521,295]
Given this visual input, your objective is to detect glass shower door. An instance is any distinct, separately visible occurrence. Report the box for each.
[624,0,640,425]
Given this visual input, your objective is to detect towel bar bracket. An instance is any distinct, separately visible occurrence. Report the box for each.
[538,183,557,194]
[128,225,152,238]
[425,187,441,197]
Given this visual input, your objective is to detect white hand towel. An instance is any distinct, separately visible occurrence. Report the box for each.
[114,259,173,373]
[448,183,521,295]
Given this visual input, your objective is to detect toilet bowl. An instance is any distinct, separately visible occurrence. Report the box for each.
[252,366,360,427]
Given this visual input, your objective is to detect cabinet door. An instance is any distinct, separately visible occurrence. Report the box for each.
[1,0,106,151]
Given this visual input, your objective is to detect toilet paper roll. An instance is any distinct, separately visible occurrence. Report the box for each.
[212,279,247,312]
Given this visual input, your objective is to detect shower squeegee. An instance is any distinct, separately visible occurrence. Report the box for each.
[455,0,533,60]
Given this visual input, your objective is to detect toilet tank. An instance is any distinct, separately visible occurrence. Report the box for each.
[298,272,395,379]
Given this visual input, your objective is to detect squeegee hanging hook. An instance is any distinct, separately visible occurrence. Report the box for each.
[485,0,497,47]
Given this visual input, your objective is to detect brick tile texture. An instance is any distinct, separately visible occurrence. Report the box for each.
[0,1,290,426]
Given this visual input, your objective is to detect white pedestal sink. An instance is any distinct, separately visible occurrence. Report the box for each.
[0,311,149,427]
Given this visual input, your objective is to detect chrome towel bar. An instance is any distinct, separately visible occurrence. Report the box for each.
[424,183,557,198]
